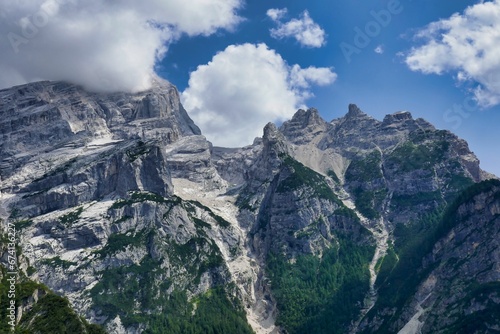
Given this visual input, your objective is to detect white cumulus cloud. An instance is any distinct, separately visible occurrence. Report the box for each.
[405,0,500,107]
[181,43,336,147]
[266,8,288,22]
[0,0,243,92]
[267,8,326,48]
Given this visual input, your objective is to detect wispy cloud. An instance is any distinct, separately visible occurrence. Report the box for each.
[267,8,326,48]
[266,8,288,21]
[405,0,500,107]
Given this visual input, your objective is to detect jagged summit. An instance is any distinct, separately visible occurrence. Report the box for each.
[263,122,289,157]
[288,108,323,126]
[343,103,374,120]
[335,103,378,128]
[263,122,281,141]
[347,103,364,116]
[382,110,414,124]
[280,108,328,145]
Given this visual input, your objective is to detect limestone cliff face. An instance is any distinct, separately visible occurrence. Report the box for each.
[0,79,247,334]
[0,79,199,179]
[408,182,500,333]
[212,104,498,333]
[358,180,500,333]
[0,81,498,334]
[278,105,487,226]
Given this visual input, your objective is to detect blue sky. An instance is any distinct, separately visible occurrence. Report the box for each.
[158,0,500,176]
[1,0,498,176]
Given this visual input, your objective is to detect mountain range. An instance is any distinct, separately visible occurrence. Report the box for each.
[0,79,499,334]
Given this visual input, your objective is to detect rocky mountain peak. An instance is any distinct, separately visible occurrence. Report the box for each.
[382,110,413,124]
[263,122,280,140]
[280,108,328,145]
[322,104,380,152]
[379,110,435,139]
[256,122,289,174]
[263,122,288,152]
[290,108,323,126]
[338,103,377,126]
[346,103,368,118]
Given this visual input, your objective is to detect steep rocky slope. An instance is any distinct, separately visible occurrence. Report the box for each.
[212,105,496,333]
[359,179,500,333]
[0,79,254,334]
[0,80,498,333]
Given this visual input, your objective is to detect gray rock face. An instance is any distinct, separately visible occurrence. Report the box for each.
[0,78,199,182]
[14,140,173,218]
[416,186,500,333]
[0,78,198,217]
[280,108,328,146]
[212,143,263,187]
[164,135,225,190]
[1,81,498,334]
[279,104,488,225]
[0,79,236,334]
[358,180,500,333]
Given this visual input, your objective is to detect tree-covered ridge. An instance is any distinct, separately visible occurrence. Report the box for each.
[15,293,106,334]
[0,263,106,334]
[277,155,343,205]
[88,232,232,330]
[143,287,254,334]
[241,153,375,333]
[363,179,500,332]
[87,194,254,334]
[268,235,373,334]
[2,190,256,334]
